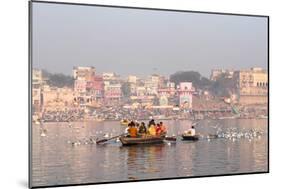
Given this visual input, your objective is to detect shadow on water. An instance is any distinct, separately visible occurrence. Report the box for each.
[121,143,170,180]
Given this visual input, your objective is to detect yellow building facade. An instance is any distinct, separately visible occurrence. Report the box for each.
[42,86,75,111]
[234,67,268,105]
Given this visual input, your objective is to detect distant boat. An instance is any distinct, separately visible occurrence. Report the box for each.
[181,134,199,141]
[120,119,129,126]
[95,118,105,122]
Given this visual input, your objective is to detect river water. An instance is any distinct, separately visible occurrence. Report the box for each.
[31,119,268,187]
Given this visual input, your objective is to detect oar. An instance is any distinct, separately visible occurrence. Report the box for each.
[96,133,126,144]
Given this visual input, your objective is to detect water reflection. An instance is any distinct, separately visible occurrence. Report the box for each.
[124,144,166,180]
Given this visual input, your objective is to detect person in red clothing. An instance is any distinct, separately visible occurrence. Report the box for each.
[156,123,162,135]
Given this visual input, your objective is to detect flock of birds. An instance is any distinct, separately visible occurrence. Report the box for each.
[215,127,264,141]
[39,123,121,146]
[38,122,265,146]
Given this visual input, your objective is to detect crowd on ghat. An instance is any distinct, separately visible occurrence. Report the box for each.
[125,119,167,138]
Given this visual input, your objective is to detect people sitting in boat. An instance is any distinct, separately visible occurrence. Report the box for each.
[184,126,196,136]
[159,122,167,135]
[128,122,138,138]
[156,123,162,135]
[124,122,131,135]
[138,122,147,134]
[136,122,140,129]
[148,123,156,136]
[148,119,156,127]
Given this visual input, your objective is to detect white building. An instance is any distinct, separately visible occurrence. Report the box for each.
[178,82,194,108]
[73,66,95,81]
[32,69,43,112]
[102,72,118,81]
[144,75,160,95]
[128,75,137,83]
[104,83,122,100]
[210,69,234,81]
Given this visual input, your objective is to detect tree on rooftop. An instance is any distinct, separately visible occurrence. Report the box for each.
[170,71,213,90]
[121,82,131,97]
[42,70,74,88]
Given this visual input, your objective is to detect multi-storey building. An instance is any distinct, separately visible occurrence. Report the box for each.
[32,69,43,112]
[127,75,138,95]
[101,72,122,102]
[233,67,268,105]
[73,66,95,81]
[210,69,234,81]
[74,80,87,94]
[136,86,146,96]
[144,75,160,95]
[158,82,176,98]
[73,66,96,97]
[86,75,104,101]
[127,75,137,84]
[42,86,74,110]
[73,66,107,106]
[102,72,119,81]
[104,83,122,101]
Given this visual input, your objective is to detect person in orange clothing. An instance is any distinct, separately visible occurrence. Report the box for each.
[128,123,138,138]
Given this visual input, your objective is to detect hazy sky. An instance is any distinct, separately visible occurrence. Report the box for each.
[32,2,268,78]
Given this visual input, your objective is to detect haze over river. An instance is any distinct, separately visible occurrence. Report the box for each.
[32,119,268,187]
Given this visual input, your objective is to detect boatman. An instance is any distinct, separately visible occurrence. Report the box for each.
[185,126,196,136]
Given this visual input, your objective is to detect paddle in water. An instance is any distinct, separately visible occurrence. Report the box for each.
[96,133,126,144]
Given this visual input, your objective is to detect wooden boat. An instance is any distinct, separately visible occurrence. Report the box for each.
[181,134,199,141]
[164,136,177,141]
[120,119,129,126]
[120,136,164,146]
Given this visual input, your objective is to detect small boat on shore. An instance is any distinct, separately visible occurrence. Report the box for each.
[181,135,199,141]
[120,136,164,146]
